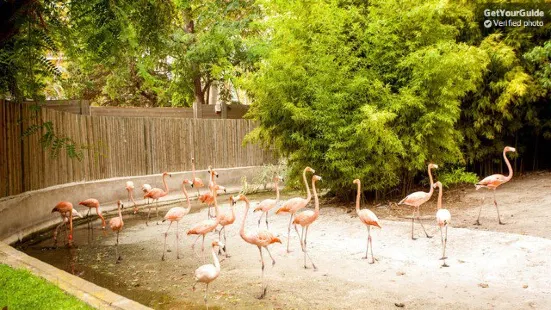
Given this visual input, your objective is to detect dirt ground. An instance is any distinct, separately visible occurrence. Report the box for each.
[19,171,551,309]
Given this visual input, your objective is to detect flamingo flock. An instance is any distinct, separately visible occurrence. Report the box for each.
[47,146,517,308]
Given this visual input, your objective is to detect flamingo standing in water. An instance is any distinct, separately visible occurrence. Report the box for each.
[276,167,315,253]
[433,181,451,267]
[254,176,284,229]
[78,198,106,229]
[217,196,237,257]
[293,175,322,270]
[51,202,82,247]
[187,184,222,261]
[474,146,516,225]
[109,200,124,263]
[144,172,171,225]
[193,240,223,310]
[142,184,152,206]
[398,163,438,240]
[190,157,205,198]
[234,194,282,299]
[161,179,193,260]
[125,181,137,213]
[353,179,381,263]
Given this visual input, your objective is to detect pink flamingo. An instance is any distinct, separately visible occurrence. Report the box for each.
[144,172,172,225]
[191,157,205,198]
[198,185,227,219]
[193,240,223,310]
[187,184,222,261]
[51,202,82,247]
[433,181,451,267]
[398,163,438,240]
[353,179,382,263]
[78,198,106,229]
[109,200,124,263]
[254,176,284,229]
[125,181,137,214]
[276,167,315,253]
[234,194,282,299]
[474,146,516,225]
[142,184,152,205]
[161,179,194,260]
[293,175,322,270]
[217,196,237,257]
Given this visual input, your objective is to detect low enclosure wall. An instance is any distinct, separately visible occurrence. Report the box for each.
[0,166,265,244]
[0,100,275,198]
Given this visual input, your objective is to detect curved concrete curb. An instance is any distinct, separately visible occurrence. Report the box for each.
[0,166,269,244]
[0,242,151,310]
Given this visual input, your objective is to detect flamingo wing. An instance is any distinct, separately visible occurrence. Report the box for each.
[188,220,217,235]
[165,207,187,221]
[399,191,430,207]
[277,197,306,214]
[255,199,276,212]
[476,174,507,189]
[359,209,381,228]
[145,188,164,199]
[194,264,218,282]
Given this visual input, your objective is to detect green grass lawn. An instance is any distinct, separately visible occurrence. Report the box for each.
[0,264,93,310]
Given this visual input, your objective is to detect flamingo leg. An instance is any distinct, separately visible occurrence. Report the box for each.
[223,227,229,257]
[294,224,304,251]
[155,201,160,225]
[218,227,223,255]
[474,201,483,225]
[201,234,206,263]
[363,225,369,260]
[286,214,293,253]
[257,212,264,227]
[303,226,317,270]
[258,246,267,299]
[494,190,505,225]
[416,209,432,238]
[441,225,449,267]
[265,246,276,266]
[115,231,122,263]
[204,283,209,310]
[368,226,375,264]
[86,209,92,230]
[191,235,201,258]
[146,201,152,226]
[53,222,64,247]
[176,221,180,259]
[162,221,173,261]
[265,212,269,230]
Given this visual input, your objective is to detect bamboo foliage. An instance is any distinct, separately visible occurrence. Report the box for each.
[0,100,275,198]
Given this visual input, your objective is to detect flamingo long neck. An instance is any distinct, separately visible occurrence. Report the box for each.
[504,149,514,180]
[355,181,361,215]
[275,180,280,203]
[427,166,435,197]
[182,183,191,212]
[312,178,319,216]
[239,197,251,241]
[303,169,311,202]
[437,185,443,210]
[162,174,169,194]
[117,203,123,222]
[212,246,220,270]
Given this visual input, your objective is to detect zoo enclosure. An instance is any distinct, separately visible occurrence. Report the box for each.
[0,100,275,198]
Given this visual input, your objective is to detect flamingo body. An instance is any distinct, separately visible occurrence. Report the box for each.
[358,209,381,229]
[436,209,451,227]
[79,198,106,229]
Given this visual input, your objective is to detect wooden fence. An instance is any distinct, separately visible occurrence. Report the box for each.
[40,100,249,119]
[0,100,275,198]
